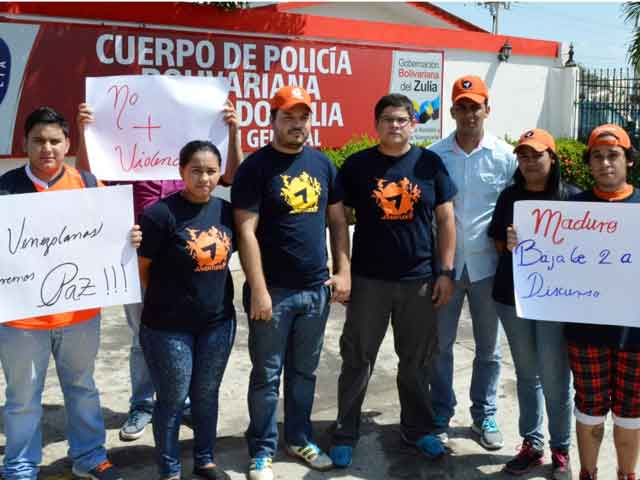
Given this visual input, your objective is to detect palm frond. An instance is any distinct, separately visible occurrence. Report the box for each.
[622,2,640,25]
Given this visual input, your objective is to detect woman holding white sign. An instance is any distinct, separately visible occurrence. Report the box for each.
[137,140,235,480]
[489,129,578,479]
[505,124,640,480]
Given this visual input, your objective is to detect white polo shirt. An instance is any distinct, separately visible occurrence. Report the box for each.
[429,131,517,282]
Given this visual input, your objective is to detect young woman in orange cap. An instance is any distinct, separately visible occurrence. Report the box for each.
[490,129,578,479]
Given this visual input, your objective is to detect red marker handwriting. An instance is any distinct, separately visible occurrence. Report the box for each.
[107,84,139,130]
[132,115,161,142]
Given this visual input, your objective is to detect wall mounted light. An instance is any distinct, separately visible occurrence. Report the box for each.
[565,43,576,67]
[498,41,512,62]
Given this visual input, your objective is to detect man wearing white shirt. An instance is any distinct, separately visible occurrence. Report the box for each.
[428,75,517,450]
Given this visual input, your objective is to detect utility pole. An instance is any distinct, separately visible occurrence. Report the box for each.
[479,2,511,34]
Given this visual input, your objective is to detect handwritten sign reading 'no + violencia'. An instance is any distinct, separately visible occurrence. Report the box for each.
[85,75,230,181]
[512,200,640,328]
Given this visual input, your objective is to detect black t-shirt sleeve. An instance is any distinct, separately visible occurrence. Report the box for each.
[139,203,171,260]
[431,152,458,205]
[337,156,355,208]
[327,158,344,205]
[231,155,262,213]
[488,189,510,241]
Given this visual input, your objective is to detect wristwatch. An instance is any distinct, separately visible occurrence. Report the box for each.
[439,268,456,280]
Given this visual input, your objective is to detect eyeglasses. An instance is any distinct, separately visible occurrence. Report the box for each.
[379,116,412,127]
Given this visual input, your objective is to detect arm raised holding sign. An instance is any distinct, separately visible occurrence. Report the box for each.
[76,92,243,442]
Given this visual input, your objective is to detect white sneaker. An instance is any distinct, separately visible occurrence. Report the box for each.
[248,457,273,480]
[286,443,333,471]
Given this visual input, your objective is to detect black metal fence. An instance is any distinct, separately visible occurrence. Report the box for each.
[576,67,640,147]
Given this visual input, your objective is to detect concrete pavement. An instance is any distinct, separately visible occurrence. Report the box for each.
[0,272,620,479]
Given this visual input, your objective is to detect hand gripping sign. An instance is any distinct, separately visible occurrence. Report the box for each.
[513,200,640,328]
[85,75,230,181]
[0,185,141,323]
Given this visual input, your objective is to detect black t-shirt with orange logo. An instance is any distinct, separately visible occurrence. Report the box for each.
[339,145,457,281]
[231,144,342,289]
[139,193,235,333]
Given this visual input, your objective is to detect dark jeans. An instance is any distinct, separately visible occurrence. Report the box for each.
[332,275,439,446]
[140,319,235,478]
[243,284,330,458]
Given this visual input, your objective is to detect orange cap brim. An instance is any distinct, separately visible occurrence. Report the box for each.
[452,92,486,105]
[278,99,312,111]
[515,140,553,154]
[589,137,630,150]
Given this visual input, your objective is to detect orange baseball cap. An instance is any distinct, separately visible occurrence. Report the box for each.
[587,124,631,150]
[451,75,489,104]
[514,128,556,154]
[269,85,312,111]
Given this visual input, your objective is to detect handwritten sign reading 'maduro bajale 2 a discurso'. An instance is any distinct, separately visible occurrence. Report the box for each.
[513,200,640,328]
[0,185,141,323]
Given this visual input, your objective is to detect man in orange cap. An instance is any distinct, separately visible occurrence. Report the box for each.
[429,75,517,450]
[232,85,350,480]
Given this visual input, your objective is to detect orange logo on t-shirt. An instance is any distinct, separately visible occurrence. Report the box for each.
[371,177,421,220]
[185,226,231,272]
[280,171,322,214]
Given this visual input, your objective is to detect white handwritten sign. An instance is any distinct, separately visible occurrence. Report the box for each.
[513,200,640,327]
[0,185,141,323]
[85,75,230,180]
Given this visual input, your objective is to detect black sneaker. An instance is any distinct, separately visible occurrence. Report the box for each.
[503,440,543,475]
[72,460,123,480]
[119,408,152,441]
[193,465,231,480]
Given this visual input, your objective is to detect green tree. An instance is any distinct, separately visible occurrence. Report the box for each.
[623,2,640,70]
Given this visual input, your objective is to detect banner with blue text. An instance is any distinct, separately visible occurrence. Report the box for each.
[513,200,640,327]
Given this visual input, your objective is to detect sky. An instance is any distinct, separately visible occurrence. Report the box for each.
[434,2,635,71]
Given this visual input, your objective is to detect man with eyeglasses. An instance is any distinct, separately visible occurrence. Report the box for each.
[328,93,457,467]
[428,75,517,450]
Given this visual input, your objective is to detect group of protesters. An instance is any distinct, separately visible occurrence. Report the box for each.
[0,73,638,480]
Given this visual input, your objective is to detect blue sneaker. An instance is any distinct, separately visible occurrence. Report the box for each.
[472,417,504,450]
[119,408,152,441]
[329,445,353,468]
[401,431,445,459]
[415,434,445,459]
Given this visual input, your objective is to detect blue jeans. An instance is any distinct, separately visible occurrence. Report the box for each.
[495,303,572,450]
[430,267,502,425]
[0,316,108,480]
[124,298,155,412]
[244,284,330,458]
[140,319,235,478]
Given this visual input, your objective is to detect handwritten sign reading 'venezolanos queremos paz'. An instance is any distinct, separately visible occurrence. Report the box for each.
[513,200,640,328]
[0,186,141,323]
[85,75,230,181]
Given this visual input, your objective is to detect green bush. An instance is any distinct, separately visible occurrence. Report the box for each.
[555,138,592,191]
